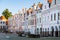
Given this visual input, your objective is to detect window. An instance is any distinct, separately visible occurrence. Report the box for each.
[27,11,29,16]
[48,28,49,31]
[1,26,2,29]
[55,0,56,5]
[40,18,41,23]
[54,14,56,20]
[51,14,53,21]
[24,14,25,17]
[20,14,22,16]
[55,26,58,31]
[45,28,47,32]
[43,28,44,31]
[58,13,60,20]
[40,28,42,32]
[1,22,2,24]
[3,22,5,24]
[28,20,34,25]
[59,26,60,31]
[26,18,28,20]
[37,28,39,34]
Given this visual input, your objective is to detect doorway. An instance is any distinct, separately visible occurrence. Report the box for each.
[51,27,54,37]
[55,26,58,37]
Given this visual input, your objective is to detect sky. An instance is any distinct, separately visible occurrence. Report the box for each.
[0,0,45,16]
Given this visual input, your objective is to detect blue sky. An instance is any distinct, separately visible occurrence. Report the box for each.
[0,0,45,16]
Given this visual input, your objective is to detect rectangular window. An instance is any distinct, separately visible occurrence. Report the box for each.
[55,0,56,5]
[59,26,60,31]
[54,14,56,20]
[1,22,2,24]
[28,20,34,25]
[40,18,41,23]
[24,14,25,17]
[51,14,52,21]
[27,11,29,16]
[3,21,5,24]
[58,13,60,20]
[37,28,39,34]
[20,14,22,16]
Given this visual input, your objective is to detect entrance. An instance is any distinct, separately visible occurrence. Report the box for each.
[55,26,58,37]
[51,27,54,37]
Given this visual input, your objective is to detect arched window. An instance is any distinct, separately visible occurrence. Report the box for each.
[59,26,60,31]
[55,26,58,31]
[51,26,54,31]
[58,12,60,20]
[54,13,56,20]
[40,28,42,32]
[45,28,47,32]
[51,14,53,21]
[40,18,41,23]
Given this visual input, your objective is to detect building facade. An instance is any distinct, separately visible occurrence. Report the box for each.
[8,10,25,32]
[0,16,8,32]
[8,0,60,37]
[36,0,60,37]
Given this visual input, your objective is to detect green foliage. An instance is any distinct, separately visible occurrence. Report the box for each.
[2,9,12,19]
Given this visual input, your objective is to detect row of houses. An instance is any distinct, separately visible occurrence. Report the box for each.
[8,11,25,32]
[8,0,60,37]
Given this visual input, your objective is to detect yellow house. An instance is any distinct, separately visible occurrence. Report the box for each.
[0,16,8,32]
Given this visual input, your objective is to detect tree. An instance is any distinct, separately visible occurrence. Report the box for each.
[2,9,12,19]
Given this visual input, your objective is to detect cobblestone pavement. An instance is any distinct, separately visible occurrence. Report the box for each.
[0,33,60,40]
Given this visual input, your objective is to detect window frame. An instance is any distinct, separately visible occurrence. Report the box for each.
[54,13,56,20]
[58,12,60,20]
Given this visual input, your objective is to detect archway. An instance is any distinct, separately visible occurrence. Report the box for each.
[51,27,54,37]
[55,26,58,37]
[40,28,42,37]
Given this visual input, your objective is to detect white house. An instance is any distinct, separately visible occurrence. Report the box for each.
[8,0,60,37]
[8,10,25,32]
[36,0,60,37]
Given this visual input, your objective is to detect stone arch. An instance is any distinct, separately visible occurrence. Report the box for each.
[55,26,58,37]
